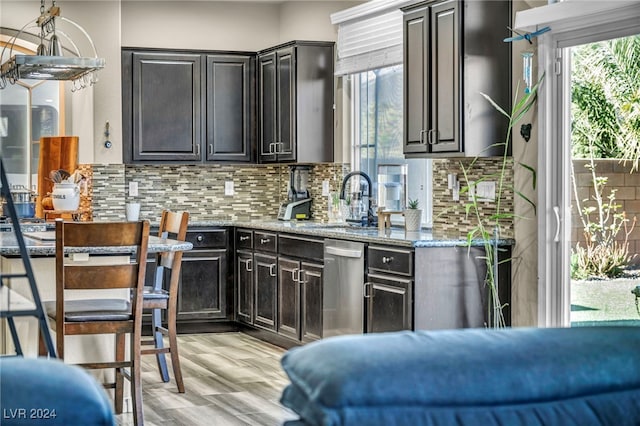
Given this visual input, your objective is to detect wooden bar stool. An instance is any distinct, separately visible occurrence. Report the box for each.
[142,210,189,393]
[40,220,150,426]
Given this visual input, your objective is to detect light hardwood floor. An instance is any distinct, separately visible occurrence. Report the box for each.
[115,332,298,426]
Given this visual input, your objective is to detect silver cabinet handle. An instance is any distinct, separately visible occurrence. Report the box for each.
[245,258,253,272]
[269,263,277,277]
[553,206,561,243]
[292,268,299,282]
[299,270,308,284]
[268,142,275,154]
[382,256,393,264]
[260,238,271,244]
[239,235,250,242]
[209,143,214,156]
[364,282,372,298]
[428,129,439,145]
[419,129,427,145]
[195,143,201,156]
[196,235,204,242]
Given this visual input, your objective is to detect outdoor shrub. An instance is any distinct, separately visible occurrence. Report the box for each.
[571,160,636,279]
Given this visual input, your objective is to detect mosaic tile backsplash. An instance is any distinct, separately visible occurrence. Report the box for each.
[86,158,514,237]
[432,158,515,238]
[90,163,347,223]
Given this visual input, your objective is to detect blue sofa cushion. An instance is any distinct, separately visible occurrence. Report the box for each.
[280,327,640,426]
[0,357,114,426]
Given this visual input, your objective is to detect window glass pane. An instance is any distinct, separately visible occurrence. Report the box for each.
[351,65,432,227]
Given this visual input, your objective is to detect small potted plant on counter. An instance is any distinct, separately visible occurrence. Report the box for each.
[404,198,422,232]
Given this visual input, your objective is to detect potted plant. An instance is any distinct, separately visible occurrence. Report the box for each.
[404,198,422,232]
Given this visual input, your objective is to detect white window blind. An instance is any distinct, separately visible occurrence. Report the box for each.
[331,0,416,76]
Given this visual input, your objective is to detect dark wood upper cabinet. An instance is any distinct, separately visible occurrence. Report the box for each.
[402,0,511,158]
[126,52,202,162]
[122,48,255,164]
[258,41,334,164]
[206,55,255,162]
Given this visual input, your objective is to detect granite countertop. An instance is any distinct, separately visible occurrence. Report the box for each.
[0,232,193,257]
[183,219,514,248]
[0,219,513,253]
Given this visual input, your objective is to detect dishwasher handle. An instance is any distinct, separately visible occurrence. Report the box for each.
[325,246,362,258]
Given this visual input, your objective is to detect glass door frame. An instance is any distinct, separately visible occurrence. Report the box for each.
[531,4,640,327]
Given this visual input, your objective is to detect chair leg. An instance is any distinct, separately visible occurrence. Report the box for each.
[38,332,46,357]
[152,307,170,382]
[167,308,185,393]
[131,341,144,426]
[115,332,125,414]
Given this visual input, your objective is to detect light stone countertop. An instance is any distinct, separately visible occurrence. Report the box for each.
[0,219,513,253]
[0,232,193,257]
[184,219,514,248]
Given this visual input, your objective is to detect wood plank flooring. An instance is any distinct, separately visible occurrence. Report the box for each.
[115,332,298,425]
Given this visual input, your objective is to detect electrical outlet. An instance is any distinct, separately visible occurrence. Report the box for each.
[322,180,330,196]
[469,181,496,202]
[129,181,138,197]
[225,181,234,196]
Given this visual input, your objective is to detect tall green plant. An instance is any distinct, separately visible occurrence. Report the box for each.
[460,77,542,328]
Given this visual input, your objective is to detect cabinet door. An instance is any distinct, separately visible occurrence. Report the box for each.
[236,250,254,324]
[178,250,227,321]
[275,47,295,162]
[258,52,277,162]
[206,55,254,162]
[254,253,278,330]
[366,273,412,333]
[131,52,202,161]
[430,0,459,153]
[278,257,301,340]
[403,7,430,154]
[301,261,323,343]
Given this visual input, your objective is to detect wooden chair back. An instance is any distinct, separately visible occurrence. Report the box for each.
[54,220,150,340]
[152,211,189,293]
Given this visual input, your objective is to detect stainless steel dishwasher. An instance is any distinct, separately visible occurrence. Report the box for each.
[323,239,365,337]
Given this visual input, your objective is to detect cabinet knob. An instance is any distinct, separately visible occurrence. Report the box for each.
[239,235,250,242]
[382,256,393,264]
[196,235,204,242]
[260,238,271,244]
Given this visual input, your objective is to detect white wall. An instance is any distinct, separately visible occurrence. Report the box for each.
[1,0,363,164]
[511,0,546,326]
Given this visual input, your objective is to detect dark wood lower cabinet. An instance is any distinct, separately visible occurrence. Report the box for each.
[254,253,278,330]
[178,250,228,321]
[301,262,323,343]
[277,257,323,342]
[366,273,413,333]
[278,257,300,340]
[236,250,253,325]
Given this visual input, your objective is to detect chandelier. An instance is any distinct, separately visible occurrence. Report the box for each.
[0,0,105,91]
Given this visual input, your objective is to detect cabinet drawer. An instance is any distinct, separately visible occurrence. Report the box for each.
[255,232,277,252]
[236,229,253,250]
[367,246,413,276]
[278,234,323,262]
[187,228,229,249]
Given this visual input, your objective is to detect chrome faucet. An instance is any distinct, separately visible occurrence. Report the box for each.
[339,171,376,227]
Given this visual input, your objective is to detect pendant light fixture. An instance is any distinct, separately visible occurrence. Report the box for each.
[0,0,105,90]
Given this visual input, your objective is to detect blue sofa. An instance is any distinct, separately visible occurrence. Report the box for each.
[0,357,115,426]
[280,327,640,426]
